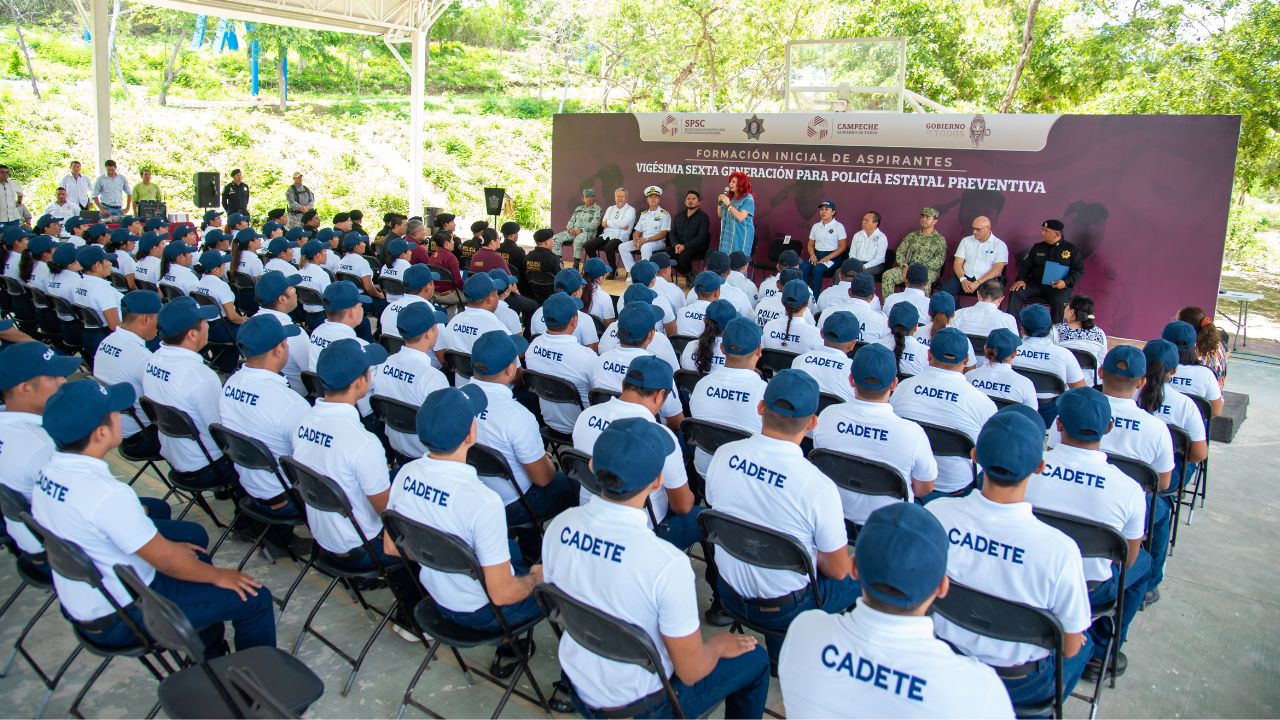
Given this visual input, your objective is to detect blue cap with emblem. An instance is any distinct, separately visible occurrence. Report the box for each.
[471,330,529,376]
[138,232,163,255]
[851,343,897,391]
[542,292,582,328]
[28,234,55,256]
[145,217,167,232]
[1143,338,1178,372]
[396,302,448,339]
[721,316,761,355]
[1102,345,1146,379]
[288,227,311,243]
[262,221,282,236]
[1056,387,1111,441]
[227,212,248,226]
[840,258,865,276]
[301,240,326,259]
[403,264,440,291]
[906,263,929,284]
[821,311,861,344]
[267,237,292,256]
[203,210,223,222]
[158,296,220,336]
[779,268,803,285]
[592,418,676,496]
[764,369,820,418]
[196,249,227,271]
[1160,321,1197,351]
[616,301,662,343]
[64,217,86,231]
[856,502,949,609]
[928,291,956,317]
[315,338,388,391]
[694,271,723,294]
[2,226,31,246]
[416,385,488,452]
[706,299,737,331]
[322,280,372,311]
[487,267,518,292]
[121,289,162,315]
[554,268,584,293]
[386,238,410,258]
[52,243,77,267]
[781,279,811,309]
[582,257,611,280]
[341,232,368,251]
[172,225,196,243]
[463,273,498,302]
[985,328,1021,361]
[255,270,302,302]
[202,229,228,248]
[929,327,969,364]
[1020,305,1052,337]
[888,301,920,331]
[237,313,302,357]
[629,260,658,286]
[977,412,1044,483]
[706,251,730,274]
[849,273,875,298]
[0,342,81,390]
[84,224,110,240]
[623,354,673,391]
[649,251,675,269]
[622,284,657,306]
[43,379,137,446]
[109,228,135,246]
[76,244,116,269]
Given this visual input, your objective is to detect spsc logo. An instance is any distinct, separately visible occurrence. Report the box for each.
[743,114,765,140]
[660,114,680,136]
[806,115,829,141]
[969,114,992,147]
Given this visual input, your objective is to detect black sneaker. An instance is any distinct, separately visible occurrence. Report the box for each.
[1082,651,1127,682]
[1142,588,1160,610]
[490,636,536,679]
[704,601,733,627]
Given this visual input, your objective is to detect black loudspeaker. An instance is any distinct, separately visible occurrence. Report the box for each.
[483,188,505,216]
[194,172,220,208]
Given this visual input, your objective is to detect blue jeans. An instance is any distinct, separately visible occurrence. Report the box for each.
[1146,494,1174,593]
[1088,550,1151,661]
[100,204,123,218]
[655,506,703,552]
[1001,639,1094,713]
[506,472,576,562]
[800,259,838,299]
[572,644,771,719]
[436,541,543,634]
[717,574,860,661]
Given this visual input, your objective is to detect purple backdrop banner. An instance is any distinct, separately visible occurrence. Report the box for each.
[551,112,1240,341]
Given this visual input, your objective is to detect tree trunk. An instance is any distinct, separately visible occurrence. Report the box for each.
[999,0,1041,113]
[7,1,39,99]
[158,22,184,106]
[355,41,366,97]
[557,51,571,113]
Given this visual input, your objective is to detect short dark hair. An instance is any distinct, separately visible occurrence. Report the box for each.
[621,381,665,399]
[1101,369,1141,392]
[977,278,1005,299]
[350,210,363,221]
[431,230,453,247]
[865,210,881,224]
[470,220,489,234]
[685,190,701,199]
[325,309,349,322]
[121,312,151,324]
[0,164,9,171]
[104,159,116,167]
[481,228,498,244]
[762,407,811,435]
[162,329,192,345]
[55,421,108,453]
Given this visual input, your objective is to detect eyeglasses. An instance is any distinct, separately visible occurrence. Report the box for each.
[971,227,988,232]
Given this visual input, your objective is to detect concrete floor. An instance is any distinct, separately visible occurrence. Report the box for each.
[0,356,1277,718]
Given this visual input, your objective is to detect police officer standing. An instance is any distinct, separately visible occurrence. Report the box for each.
[1008,220,1083,323]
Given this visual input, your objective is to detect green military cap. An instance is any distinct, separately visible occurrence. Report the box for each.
[920,207,940,218]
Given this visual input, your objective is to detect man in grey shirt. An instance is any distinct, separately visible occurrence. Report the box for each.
[285,172,314,228]
[92,159,131,218]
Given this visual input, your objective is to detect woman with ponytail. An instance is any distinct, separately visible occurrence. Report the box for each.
[1177,305,1228,389]
[134,233,165,285]
[106,228,138,289]
[915,290,977,368]
[1161,319,1224,416]
[23,234,56,292]
[762,279,822,352]
[581,257,616,326]
[687,316,766,480]
[888,302,929,376]
[1051,294,1107,383]
[682,299,738,372]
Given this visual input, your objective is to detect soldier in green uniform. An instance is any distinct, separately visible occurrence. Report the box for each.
[553,188,603,269]
[881,207,948,291]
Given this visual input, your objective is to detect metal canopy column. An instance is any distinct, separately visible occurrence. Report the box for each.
[91,0,111,166]
[408,29,426,220]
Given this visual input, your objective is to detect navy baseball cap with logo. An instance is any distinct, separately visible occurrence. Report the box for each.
[928,291,956,317]
[765,369,820,418]
[197,249,227,271]
[2,227,31,246]
[592,418,676,496]
[1020,305,1053,337]
[35,215,58,233]
[471,330,529,376]
[138,232,163,255]
[929,327,969,364]
[237,313,301,357]
[554,268,584,293]
[852,344,897,391]
[341,232,368,251]
[203,210,223,222]
[463,273,498,302]
[542,292,582,328]
[119,215,139,228]
[301,240,326,259]
[43,379,137,446]
[288,227,311,243]
[267,237,292,256]
[0,342,81,390]
[985,328,1021,361]
[822,311,861,344]
[1056,387,1111,441]
[28,234,56,256]
[721,316,762,355]
[417,385,488,452]
[255,270,302,302]
[403,264,440,291]
[779,268,803,285]
[694,271,723,294]
[262,221,283,236]
[203,229,228,248]
[315,338,388,391]
[228,212,249,226]
[76,245,116,269]
[706,299,737,331]
[172,225,196,243]
[1102,345,1146,378]
[1143,338,1179,372]
[84,223,110,240]
[236,228,264,245]
[386,238,410,258]
[849,273,876,298]
[729,251,750,270]
[856,503,949,609]
[978,412,1044,483]
[158,296,220,337]
[322,281,372,311]
[64,217,86,231]
[888,301,920,331]
[623,354,673,391]
[487,267,518,292]
[396,302,448,339]
[52,243,77,267]
[706,251,730,274]
[630,260,658,286]
[1161,321,1197,351]
[617,301,662,343]
[583,257,610,280]
[649,251,676,269]
[145,217,168,232]
[622,283,657,306]
[109,228,135,246]
[840,258,865,276]
[120,289,162,315]
[906,263,929,284]
[782,279,811,308]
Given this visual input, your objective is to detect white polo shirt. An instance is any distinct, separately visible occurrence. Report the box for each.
[965,363,1037,409]
[675,299,711,338]
[252,307,311,396]
[0,412,55,554]
[238,251,264,279]
[890,367,996,492]
[264,257,297,276]
[337,252,373,281]
[601,204,636,241]
[819,300,891,348]
[371,346,449,459]
[883,288,930,322]
[809,219,848,255]
[897,336,931,376]
[115,252,137,278]
[726,270,757,304]
[218,366,309,500]
[1012,336,1084,398]
[196,274,235,316]
[1141,383,1207,442]
[597,328,679,371]
[47,269,81,319]
[951,303,1017,350]
[1048,395,1175,476]
[142,344,225,472]
[31,452,158,622]
[298,263,331,314]
[848,227,888,267]
[525,333,597,434]
[757,274,784,304]
[817,282,851,314]
[928,493,1090,666]
[779,604,1014,719]
[438,306,510,368]
[1170,363,1222,403]
[542,500,700,709]
[135,256,162,285]
[754,295,815,330]
[763,316,823,353]
[307,321,359,371]
[585,286,616,322]
[653,276,686,312]
[915,324,978,367]
[592,346,682,419]
[379,294,427,339]
[380,258,411,301]
[679,337,725,372]
[688,367,765,477]
[160,263,199,296]
[29,261,53,291]
[688,282,753,318]
[291,400,389,553]
[705,434,846,598]
[471,379,547,507]
[792,345,854,402]
[529,307,600,347]
[94,327,154,437]
[74,274,122,324]
[496,300,522,335]
[1026,443,1146,582]
[954,235,1009,280]
[813,399,937,523]
[571,397,687,524]
[387,456,512,612]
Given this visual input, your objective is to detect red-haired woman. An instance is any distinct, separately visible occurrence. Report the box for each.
[716,171,756,256]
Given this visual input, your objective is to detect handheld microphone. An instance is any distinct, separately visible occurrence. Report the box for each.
[721,186,730,205]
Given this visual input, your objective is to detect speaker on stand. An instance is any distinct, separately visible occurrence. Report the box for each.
[194,172,221,209]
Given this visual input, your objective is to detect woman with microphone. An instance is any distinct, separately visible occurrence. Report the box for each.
[716,171,756,257]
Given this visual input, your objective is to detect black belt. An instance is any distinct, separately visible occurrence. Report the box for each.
[590,687,668,718]
[78,606,132,632]
[745,585,810,610]
[994,656,1046,679]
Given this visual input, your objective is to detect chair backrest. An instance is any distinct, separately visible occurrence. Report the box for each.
[0,275,24,297]
[114,563,208,662]
[28,286,53,310]
[135,279,160,295]
[588,388,619,406]
[293,285,324,307]
[370,395,419,435]
[0,485,31,526]
[534,582,673,682]
[51,294,77,318]
[808,449,909,501]
[73,303,106,331]
[526,271,555,303]
[1187,394,1212,429]
[467,443,516,480]
[383,509,482,580]
[966,334,987,355]
[190,290,220,310]
[378,333,404,355]
[523,369,585,407]
[335,271,363,288]
[697,509,821,605]
[209,423,290,497]
[557,447,599,496]
[1069,348,1099,375]
[300,371,325,399]
[378,276,407,297]
[757,348,799,379]
[140,396,201,441]
[817,392,844,414]
[442,350,473,379]
[109,271,130,293]
[673,369,704,399]
[1012,366,1067,395]
[1105,453,1160,494]
[917,421,976,459]
[158,283,185,302]
[280,456,354,518]
[679,418,751,456]
[1167,424,1192,464]
[589,313,605,336]
[990,396,1019,410]
[223,666,300,720]
[1032,508,1127,565]
[230,273,257,293]
[668,335,696,359]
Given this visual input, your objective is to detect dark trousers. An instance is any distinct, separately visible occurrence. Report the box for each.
[1088,549,1151,660]
[717,575,860,661]
[800,259,839,299]
[1008,284,1073,324]
[436,539,543,635]
[121,424,162,459]
[940,275,978,299]
[572,644,771,719]
[338,536,424,629]
[173,454,239,491]
[505,472,577,563]
[674,243,707,276]
[1001,640,1094,711]
[583,236,622,268]
[1146,493,1174,593]
[206,320,240,374]
[505,293,539,328]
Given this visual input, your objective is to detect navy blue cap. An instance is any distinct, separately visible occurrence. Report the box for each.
[197,249,228,271]
[386,238,410,257]
[821,311,862,344]
[1020,305,1052,337]
[118,216,139,228]
[617,301,662,343]
[203,210,223,222]
[0,319,11,332]
[856,502,949,609]
[1102,345,1146,378]
[778,250,800,268]
[841,258,865,276]
[764,369,820,418]
[255,270,302,302]
[694,271,723,294]
[145,217,167,231]
[109,228,135,246]
[341,232,368,251]
[649,251,675,269]
[721,316,762,355]
[622,283,657,306]
[0,342,81,390]
[301,240,326,259]
[929,327,969,364]
[542,292,582,328]
[623,354,673,391]
[120,290,162,315]
[782,279,811,308]
[157,296,220,336]
[928,291,956,317]
[28,234,56,255]
[629,261,657,286]
[138,232,163,255]
[997,402,1046,434]
[906,263,929,284]
[64,217,86,231]
[203,229,228,247]
[888,301,919,330]
[849,273,875,298]
[35,214,58,232]
[235,228,264,245]
[171,225,196,242]
[985,328,1021,361]
[1143,339,1178,372]
[322,281,372,311]
[267,237,292,256]
[1,226,31,246]
[977,412,1044,483]
[403,264,440,291]
[851,343,897,391]
[76,244,116,268]
[706,251,730,274]
[592,418,676,495]
[43,379,136,446]
[554,268,584,293]
[237,313,302,357]
[84,223,110,240]
[261,221,283,236]
[487,267,517,292]
[780,268,804,285]
[1161,321,1197,351]
[396,302,448,339]
[417,385,488,451]
[582,257,611,280]
[316,338,388,391]
[463,273,498,302]
[471,330,529,376]
[52,243,77,267]
[1056,387,1111,441]
[706,299,737,331]
[728,251,750,269]
[228,212,249,226]
[288,227,311,243]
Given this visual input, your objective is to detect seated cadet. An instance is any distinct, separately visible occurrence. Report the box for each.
[756,250,801,305]
[753,268,812,329]
[296,240,331,330]
[649,252,687,311]
[469,330,576,559]
[193,249,247,373]
[597,286,680,369]
[263,237,297,276]
[93,290,163,458]
[927,412,1093,708]
[1013,305,1086,426]
[816,259,864,314]
[680,299,737,372]
[763,280,823,353]
[487,268,526,335]
[813,344,937,525]
[1161,320,1224,416]
[528,268,600,349]
[676,271,723,338]
[686,251,753,318]
[705,369,860,661]
[689,318,766,479]
[881,262,932,321]
[725,251,758,305]
[337,232,386,335]
[818,273,890,348]
[950,278,1017,343]
[544,419,770,719]
[386,385,544,675]
[371,303,450,462]
[628,261,678,336]
[437,273,510,383]
[887,302,930,376]
[791,311,859,403]
[379,238,413,302]
[34,379,274,655]
[891,328,997,501]
[378,264,441,339]
[778,503,1014,719]
[0,342,81,563]
[965,328,1038,410]
[580,258,617,326]
[309,281,380,420]
[218,315,312,556]
[916,291,978,368]
[73,244,123,361]
[1026,387,1150,683]
[251,270,311,396]
[593,302,684,430]
[143,297,238,490]
[524,293,598,436]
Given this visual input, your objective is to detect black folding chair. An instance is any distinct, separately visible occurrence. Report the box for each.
[668,334,697,359]
[526,271,555,304]
[443,349,474,381]
[808,449,908,542]
[1,275,37,334]
[991,396,1020,410]
[932,581,1066,718]
[299,370,325,401]
[535,582,688,718]
[1012,366,1068,413]
[189,292,239,367]
[158,283,186,303]
[557,447,660,529]
[1105,453,1161,552]
[335,271,363,289]
[522,370,585,450]
[114,564,324,719]
[966,333,987,355]
[293,285,324,310]
[1068,348,1100,387]
[680,417,751,458]
[135,279,160,295]
[1166,424,1192,552]
[50,295,84,356]
[28,286,64,347]
[1187,394,1212,511]
[588,388,620,406]
[109,271,131,293]
[378,333,404,355]
[140,397,238,551]
[468,443,544,534]
[369,394,420,468]
[917,421,978,489]
[377,276,407,298]
[383,510,550,719]
[757,348,799,380]
[817,392,845,414]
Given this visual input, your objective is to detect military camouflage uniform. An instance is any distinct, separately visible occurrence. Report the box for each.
[881,230,947,290]
[553,203,603,259]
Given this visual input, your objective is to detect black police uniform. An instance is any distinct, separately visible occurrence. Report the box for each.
[221,181,250,216]
[1007,238,1084,322]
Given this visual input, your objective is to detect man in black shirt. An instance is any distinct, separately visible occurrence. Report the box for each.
[221,169,250,216]
[525,228,563,278]
[498,221,528,282]
[670,189,710,279]
[1007,218,1085,323]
